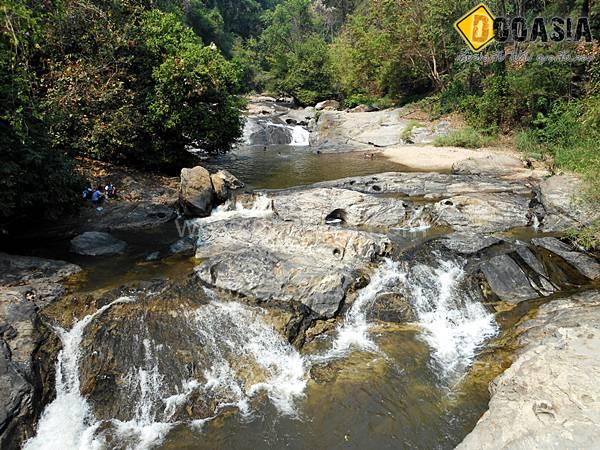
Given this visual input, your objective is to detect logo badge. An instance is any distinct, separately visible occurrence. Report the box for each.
[455,3,496,52]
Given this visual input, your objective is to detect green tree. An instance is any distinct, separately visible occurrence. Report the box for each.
[0,0,81,226]
[259,0,333,104]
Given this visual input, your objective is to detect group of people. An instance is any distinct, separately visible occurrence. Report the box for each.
[82,182,117,208]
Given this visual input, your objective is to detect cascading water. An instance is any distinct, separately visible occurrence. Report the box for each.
[242,117,309,147]
[289,125,310,146]
[315,259,405,361]
[190,290,307,416]
[190,193,273,226]
[404,258,498,378]
[24,297,134,450]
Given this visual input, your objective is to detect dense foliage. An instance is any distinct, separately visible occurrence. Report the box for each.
[1,0,82,225]
[1,0,256,226]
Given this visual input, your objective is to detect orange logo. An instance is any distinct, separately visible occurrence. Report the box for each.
[455,4,496,52]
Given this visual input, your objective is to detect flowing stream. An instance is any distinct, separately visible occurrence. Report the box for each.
[27,251,500,449]
[24,297,134,450]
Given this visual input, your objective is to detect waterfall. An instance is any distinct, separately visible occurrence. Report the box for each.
[190,290,307,416]
[405,259,498,378]
[315,259,405,360]
[111,338,172,450]
[24,297,134,450]
[190,193,273,226]
[242,117,309,147]
[290,125,310,146]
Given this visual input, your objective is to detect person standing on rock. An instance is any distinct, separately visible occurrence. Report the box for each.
[91,187,105,207]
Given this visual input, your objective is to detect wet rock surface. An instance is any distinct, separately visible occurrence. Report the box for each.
[458,290,600,450]
[70,231,127,256]
[0,254,78,449]
[210,170,244,204]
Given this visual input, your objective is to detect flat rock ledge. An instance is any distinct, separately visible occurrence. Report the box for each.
[458,290,600,450]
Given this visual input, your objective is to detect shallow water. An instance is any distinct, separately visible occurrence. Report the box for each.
[202,145,412,190]
[159,329,491,450]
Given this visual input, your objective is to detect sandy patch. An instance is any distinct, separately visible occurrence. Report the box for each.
[382,145,496,171]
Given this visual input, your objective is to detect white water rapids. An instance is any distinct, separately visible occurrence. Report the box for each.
[23,297,134,450]
[242,118,309,147]
[404,259,499,378]
[25,256,497,449]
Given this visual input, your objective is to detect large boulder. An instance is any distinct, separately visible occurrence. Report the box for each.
[179,166,214,217]
[74,277,313,432]
[458,290,600,449]
[210,170,244,204]
[315,99,340,111]
[538,175,597,231]
[194,219,392,317]
[431,192,532,233]
[70,231,127,256]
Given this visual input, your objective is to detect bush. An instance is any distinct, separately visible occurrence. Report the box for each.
[433,127,495,149]
[566,219,600,252]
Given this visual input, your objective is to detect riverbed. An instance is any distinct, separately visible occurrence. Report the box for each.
[19,140,599,450]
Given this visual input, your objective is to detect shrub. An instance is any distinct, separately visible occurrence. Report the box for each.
[433,127,495,149]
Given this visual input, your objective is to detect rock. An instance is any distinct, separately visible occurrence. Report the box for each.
[210,170,244,204]
[440,233,502,255]
[269,187,411,228]
[458,290,600,449]
[169,237,196,255]
[532,237,600,280]
[315,100,340,111]
[309,109,455,152]
[314,172,531,199]
[367,292,416,323]
[70,231,127,256]
[76,277,315,425]
[452,154,525,176]
[179,166,214,217]
[0,253,81,306]
[310,109,409,151]
[242,117,294,146]
[194,219,392,317]
[0,255,75,449]
[480,254,539,303]
[538,175,597,231]
[431,192,531,233]
[348,104,379,113]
